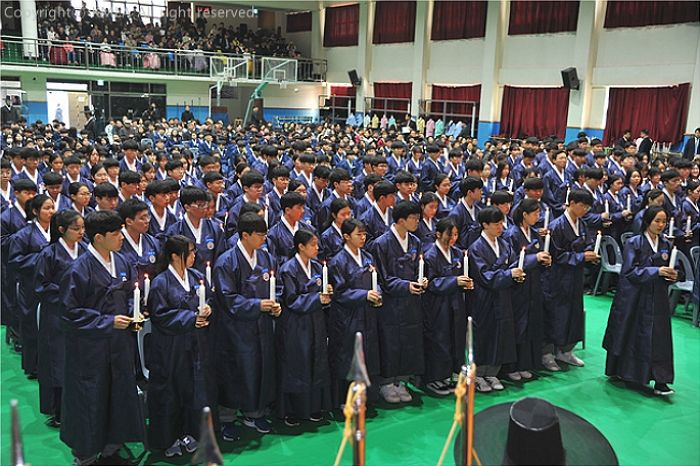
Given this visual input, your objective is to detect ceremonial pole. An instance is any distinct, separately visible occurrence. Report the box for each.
[192,407,224,466]
[10,400,26,466]
[461,317,476,466]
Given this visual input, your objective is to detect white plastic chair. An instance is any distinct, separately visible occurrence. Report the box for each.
[137,319,152,381]
[668,251,695,324]
[593,235,622,296]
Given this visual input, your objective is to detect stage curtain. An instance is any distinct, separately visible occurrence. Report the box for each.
[373,82,412,113]
[329,85,355,110]
[373,1,416,44]
[286,11,312,33]
[430,84,481,117]
[604,1,699,28]
[508,1,580,35]
[603,84,690,146]
[431,0,487,40]
[323,4,359,47]
[500,86,570,139]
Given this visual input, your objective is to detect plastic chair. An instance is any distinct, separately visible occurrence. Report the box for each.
[137,319,152,381]
[593,235,623,296]
[690,246,699,270]
[620,232,635,246]
[668,251,696,324]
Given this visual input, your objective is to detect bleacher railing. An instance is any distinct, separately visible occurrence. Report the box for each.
[0,35,327,83]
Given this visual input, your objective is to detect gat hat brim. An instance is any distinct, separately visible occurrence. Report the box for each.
[454,402,618,466]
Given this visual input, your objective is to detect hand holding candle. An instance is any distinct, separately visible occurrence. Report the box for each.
[269,270,276,302]
[322,261,329,294]
[418,254,425,282]
[198,280,206,315]
[669,246,678,269]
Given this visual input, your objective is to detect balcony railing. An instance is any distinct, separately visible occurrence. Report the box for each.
[0,35,327,83]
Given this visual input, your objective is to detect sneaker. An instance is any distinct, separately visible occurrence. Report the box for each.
[395,383,413,402]
[46,416,61,428]
[444,378,457,393]
[485,377,505,391]
[164,440,182,458]
[519,371,534,380]
[284,416,300,427]
[507,372,522,381]
[180,435,197,453]
[425,380,451,396]
[474,377,492,393]
[309,412,324,422]
[555,350,584,367]
[542,354,562,372]
[653,383,675,396]
[243,417,272,434]
[379,384,401,403]
[221,422,241,442]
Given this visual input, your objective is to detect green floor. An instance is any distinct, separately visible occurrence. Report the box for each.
[2,295,699,466]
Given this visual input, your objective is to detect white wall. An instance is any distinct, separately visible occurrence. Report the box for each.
[263,83,324,109]
[500,33,578,85]
[324,46,359,83]
[368,43,415,83]
[427,39,485,85]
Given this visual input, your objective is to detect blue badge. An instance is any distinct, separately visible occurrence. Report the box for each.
[119,271,127,282]
[148,251,156,263]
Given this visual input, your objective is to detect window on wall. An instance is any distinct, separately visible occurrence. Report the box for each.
[70,0,167,25]
[431,0,487,40]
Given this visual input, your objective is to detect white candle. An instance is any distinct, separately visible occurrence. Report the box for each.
[668,217,674,237]
[143,274,150,302]
[418,254,425,281]
[486,197,491,206]
[543,207,550,230]
[594,230,602,255]
[198,280,206,315]
[269,270,276,301]
[371,266,378,292]
[686,216,692,235]
[604,199,609,215]
[626,195,631,212]
[205,261,212,288]
[565,187,571,205]
[518,247,525,270]
[669,246,678,269]
[133,282,140,320]
[322,261,329,293]
[543,233,551,253]
[463,250,469,277]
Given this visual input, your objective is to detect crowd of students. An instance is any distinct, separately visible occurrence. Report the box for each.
[1,117,698,465]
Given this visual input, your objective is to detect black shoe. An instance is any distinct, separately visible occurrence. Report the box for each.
[309,412,324,422]
[27,372,38,380]
[46,416,61,428]
[283,416,300,427]
[13,342,22,353]
[221,422,241,442]
[653,383,675,396]
[97,453,132,465]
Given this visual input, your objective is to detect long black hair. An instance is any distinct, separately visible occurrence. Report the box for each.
[155,234,195,275]
[49,209,82,244]
[641,205,666,233]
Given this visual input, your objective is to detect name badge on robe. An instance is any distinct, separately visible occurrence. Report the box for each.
[119,271,128,282]
[148,251,156,263]
[661,251,669,261]
[262,270,270,281]
[205,236,215,250]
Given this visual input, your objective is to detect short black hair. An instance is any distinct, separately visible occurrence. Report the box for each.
[64,155,81,167]
[42,171,64,186]
[121,139,140,151]
[477,206,504,225]
[118,198,149,221]
[373,180,397,200]
[270,165,290,180]
[459,176,483,196]
[202,171,224,185]
[238,211,268,235]
[660,169,681,183]
[180,186,208,206]
[585,168,604,181]
[68,181,89,196]
[568,189,594,206]
[85,210,123,243]
[102,158,119,170]
[491,190,513,205]
[312,165,331,180]
[94,183,118,199]
[240,201,264,217]
[280,191,306,211]
[241,170,265,188]
[523,178,545,190]
[329,168,351,185]
[394,171,416,185]
[13,179,38,193]
[119,170,141,186]
[392,200,421,222]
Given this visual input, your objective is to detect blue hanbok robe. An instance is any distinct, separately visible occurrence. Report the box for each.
[327,248,380,399]
[166,217,226,275]
[276,257,331,418]
[266,220,316,267]
[416,217,436,251]
[148,206,177,241]
[265,189,285,226]
[319,224,344,262]
[619,186,642,215]
[421,243,468,382]
[360,205,391,253]
[59,250,145,457]
[0,205,28,329]
[541,214,588,347]
[118,231,161,295]
[436,194,456,220]
[8,222,51,375]
[603,235,676,385]
[307,185,329,216]
[35,240,87,416]
[603,191,629,240]
[448,201,481,250]
[213,246,278,413]
[681,198,699,255]
[223,196,270,238]
[468,236,518,367]
[420,159,443,193]
[543,169,569,217]
[147,268,213,449]
[313,192,355,233]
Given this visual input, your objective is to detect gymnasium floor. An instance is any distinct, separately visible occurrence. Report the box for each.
[2,295,699,466]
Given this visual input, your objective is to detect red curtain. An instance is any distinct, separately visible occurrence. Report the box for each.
[500,86,570,139]
[286,11,312,33]
[373,1,416,44]
[431,84,481,117]
[431,0,487,40]
[605,1,699,28]
[603,84,690,146]
[330,86,356,110]
[324,4,359,47]
[508,1,580,35]
[373,82,412,113]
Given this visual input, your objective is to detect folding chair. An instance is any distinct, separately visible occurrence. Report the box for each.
[620,232,635,247]
[593,235,622,296]
[668,251,696,324]
[137,319,152,381]
[690,246,699,270]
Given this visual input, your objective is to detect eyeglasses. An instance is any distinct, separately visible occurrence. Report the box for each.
[253,232,268,239]
[68,225,85,232]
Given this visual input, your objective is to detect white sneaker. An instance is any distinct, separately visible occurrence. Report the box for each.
[395,383,413,402]
[556,350,585,367]
[474,377,492,393]
[519,371,533,379]
[485,376,505,391]
[542,354,562,372]
[380,383,401,403]
[507,372,522,381]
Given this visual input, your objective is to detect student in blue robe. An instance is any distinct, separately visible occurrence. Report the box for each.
[354,173,381,218]
[434,174,456,219]
[632,189,664,234]
[277,230,332,425]
[421,218,474,396]
[373,201,425,403]
[313,168,355,233]
[603,206,680,396]
[118,199,161,294]
[266,192,316,267]
[43,172,72,212]
[468,207,524,393]
[59,210,144,465]
[360,180,396,253]
[35,210,87,427]
[680,181,699,254]
[1,158,15,212]
[213,213,281,437]
[147,235,213,456]
[319,198,352,262]
[660,169,684,242]
[541,189,598,372]
[223,170,270,238]
[502,199,552,381]
[327,219,382,405]
[619,169,643,215]
[542,149,570,217]
[146,180,177,241]
[419,145,443,193]
[306,165,331,215]
[448,176,483,250]
[202,171,235,223]
[265,165,290,225]
[602,175,633,240]
[67,182,94,217]
[417,192,438,251]
[225,202,267,250]
[9,194,55,377]
[166,187,226,275]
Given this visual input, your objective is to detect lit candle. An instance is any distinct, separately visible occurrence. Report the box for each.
[371,266,378,292]
[133,282,140,320]
[543,207,550,230]
[463,250,469,277]
[686,216,692,235]
[322,261,329,293]
[604,199,609,216]
[543,233,551,253]
[269,270,276,302]
[518,247,525,270]
[626,195,631,212]
[418,254,425,282]
[198,280,206,315]
[143,274,150,302]
[594,230,602,255]
[669,246,678,269]
[486,197,491,206]
[668,217,674,237]
[206,261,212,288]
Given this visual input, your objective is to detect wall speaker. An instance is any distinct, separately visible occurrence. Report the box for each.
[561,67,580,90]
[348,69,361,86]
